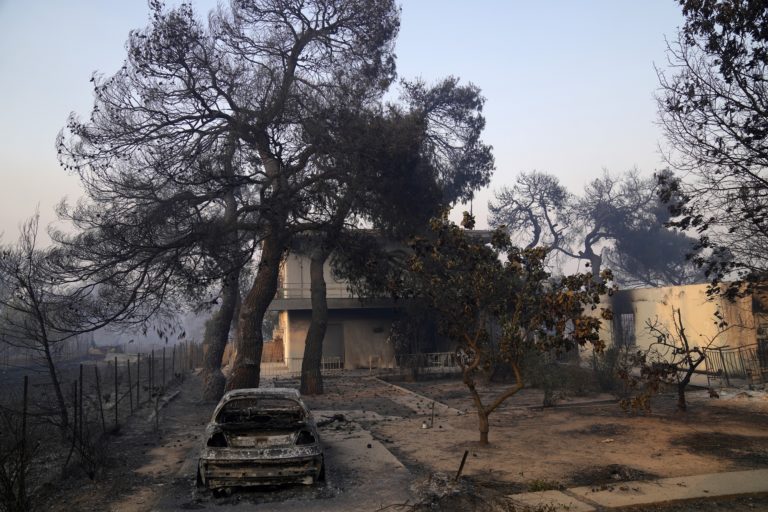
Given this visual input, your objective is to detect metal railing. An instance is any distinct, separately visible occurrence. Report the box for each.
[705,341,768,387]
[260,351,462,380]
[275,285,353,299]
[394,352,460,373]
[260,356,344,379]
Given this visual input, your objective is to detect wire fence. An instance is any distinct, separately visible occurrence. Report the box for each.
[0,340,205,508]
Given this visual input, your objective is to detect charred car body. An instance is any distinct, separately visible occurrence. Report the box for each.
[197,388,324,490]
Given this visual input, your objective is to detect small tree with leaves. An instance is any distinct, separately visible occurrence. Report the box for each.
[405,212,612,444]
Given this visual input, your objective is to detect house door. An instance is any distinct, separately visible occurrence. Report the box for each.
[323,324,345,364]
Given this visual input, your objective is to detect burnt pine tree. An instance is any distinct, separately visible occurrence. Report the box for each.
[405,212,612,444]
[57,127,255,400]
[59,0,401,390]
[657,0,768,293]
[490,169,701,286]
[296,79,494,395]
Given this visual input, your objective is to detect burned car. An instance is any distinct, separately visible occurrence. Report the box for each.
[197,388,324,490]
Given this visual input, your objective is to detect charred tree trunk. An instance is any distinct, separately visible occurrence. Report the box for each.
[478,410,490,445]
[41,338,68,430]
[203,137,243,399]
[463,368,490,445]
[227,234,284,390]
[202,271,240,401]
[677,381,688,412]
[300,249,330,395]
[29,287,68,430]
[583,245,603,280]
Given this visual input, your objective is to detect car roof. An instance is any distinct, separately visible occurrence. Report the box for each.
[219,387,302,402]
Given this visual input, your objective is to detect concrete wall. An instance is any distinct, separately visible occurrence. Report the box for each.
[281,309,396,369]
[600,283,757,351]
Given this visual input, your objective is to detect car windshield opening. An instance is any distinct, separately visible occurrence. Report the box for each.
[216,397,306,429]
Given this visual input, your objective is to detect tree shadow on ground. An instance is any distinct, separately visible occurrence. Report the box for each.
[671,432,768,468]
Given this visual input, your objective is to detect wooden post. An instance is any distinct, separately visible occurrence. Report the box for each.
[73,380,78,443]
[455,450,469,482]
[127,360,133,414]
[20,375,27,506]
[172,345,176,381]
[136,353,141,406]
[162,346,166,394]
[150,350,154,398]
[94,365,106,434]
[114,356,119,430]
[180,344,185,383]
[78,364,83,446]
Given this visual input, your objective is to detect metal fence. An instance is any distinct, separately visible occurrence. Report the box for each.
[260,356,344,380]
[259,351,462,380]
[704,341,768,387]
[393,352,460,373]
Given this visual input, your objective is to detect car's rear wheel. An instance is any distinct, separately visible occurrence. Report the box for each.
[195,464,204,489]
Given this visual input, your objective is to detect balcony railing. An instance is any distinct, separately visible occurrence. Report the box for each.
[275,284,354,299]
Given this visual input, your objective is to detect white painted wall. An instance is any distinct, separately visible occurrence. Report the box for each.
[600,283,757,351]
[280,252,354,299]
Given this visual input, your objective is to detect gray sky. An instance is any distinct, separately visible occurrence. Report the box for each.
[0,0,683,241]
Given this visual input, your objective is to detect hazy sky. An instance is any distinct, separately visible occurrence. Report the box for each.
[0,0,684,242]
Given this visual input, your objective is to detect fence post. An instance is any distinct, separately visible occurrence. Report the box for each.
[172,345,176,381]
[150,350,154,397]
[162,346,166,394]
[114,356,119,430]
[94,365,106,434]
[127,360,133,414]
[136,353,141,407]
[78,364,84,447]
[73,380,78,442]
[20,375,28,508]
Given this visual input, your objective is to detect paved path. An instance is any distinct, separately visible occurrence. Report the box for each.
[509,468,768,511]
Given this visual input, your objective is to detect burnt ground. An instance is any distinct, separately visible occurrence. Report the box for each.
[32,373,768,511]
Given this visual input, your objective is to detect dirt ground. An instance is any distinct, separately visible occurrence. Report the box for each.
[35,372,768,511]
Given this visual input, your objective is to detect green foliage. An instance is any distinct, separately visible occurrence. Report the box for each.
[406,213,611,363]
[402,212,613,442]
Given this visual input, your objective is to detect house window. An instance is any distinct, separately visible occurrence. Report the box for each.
[614,313,636,347]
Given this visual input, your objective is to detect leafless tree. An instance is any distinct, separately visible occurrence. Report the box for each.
[490,170,701,285]
[657,0,768,293]
[0,214,95,429]
[621,308,729,413]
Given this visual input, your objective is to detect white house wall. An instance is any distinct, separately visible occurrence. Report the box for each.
[600,283,756,351]
[281,309,395,369]
[280,252,353,299]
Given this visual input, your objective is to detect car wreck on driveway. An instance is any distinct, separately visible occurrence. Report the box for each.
[197,388,324,491]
